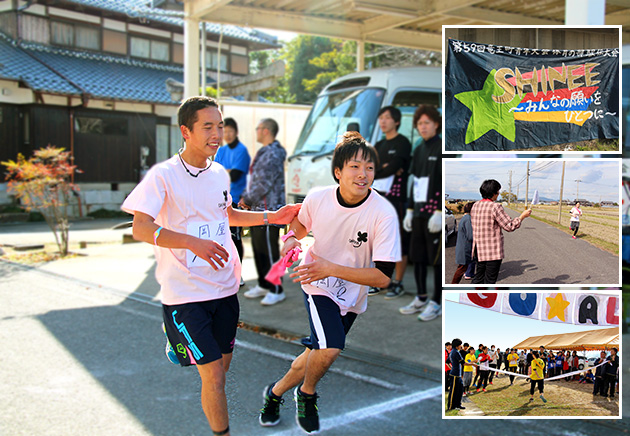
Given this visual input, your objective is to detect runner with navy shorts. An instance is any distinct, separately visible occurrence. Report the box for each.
[121,96,300,436]
[257,131,401,434]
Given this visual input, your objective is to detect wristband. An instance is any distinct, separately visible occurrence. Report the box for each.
[281,230,296,243]
[153,226,163,246]
[263,210,269,225]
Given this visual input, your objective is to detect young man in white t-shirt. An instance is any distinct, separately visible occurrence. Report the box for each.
[121,96,299,436]
[256,131,401,434]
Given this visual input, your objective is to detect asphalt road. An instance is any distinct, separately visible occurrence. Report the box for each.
[444,208,620,285]
[2,260,628,435]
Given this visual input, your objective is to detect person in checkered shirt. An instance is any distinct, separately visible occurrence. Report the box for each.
[470,179,531,284]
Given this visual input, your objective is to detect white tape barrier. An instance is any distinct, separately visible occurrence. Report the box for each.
[471,361,607,382]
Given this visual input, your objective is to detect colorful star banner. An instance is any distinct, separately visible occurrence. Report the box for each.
[445,39,619,151]
[458,293,619,326]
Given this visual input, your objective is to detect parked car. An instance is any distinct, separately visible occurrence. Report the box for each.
[445,208,456,240]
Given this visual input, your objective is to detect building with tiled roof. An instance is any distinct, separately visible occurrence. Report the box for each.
[0,0,278,200]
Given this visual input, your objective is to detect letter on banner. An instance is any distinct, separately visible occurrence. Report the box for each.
[606,296,619,325]
[543,293,574,324]
[459,293,500,311]
[577,295,599,325]
[504,293,539,317]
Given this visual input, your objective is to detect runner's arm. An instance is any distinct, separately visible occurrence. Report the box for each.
[131,211,228,270]
[290,252,391,288]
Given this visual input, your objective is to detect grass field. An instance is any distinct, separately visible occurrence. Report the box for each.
[446,371,619,417]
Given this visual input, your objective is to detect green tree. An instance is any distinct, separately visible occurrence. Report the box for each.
[500,190,517,203]
[2,146,79,256]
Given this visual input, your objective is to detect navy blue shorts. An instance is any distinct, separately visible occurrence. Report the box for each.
[302,291,357,350]
[162,294,239,366]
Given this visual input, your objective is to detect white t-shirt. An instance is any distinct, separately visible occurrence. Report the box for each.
[570,206,582,222]
[121,155,240,305]
[298,186,401,315]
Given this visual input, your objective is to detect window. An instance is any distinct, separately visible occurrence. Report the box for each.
[206,50,228,72]
[75,116,128,136]
[130,36,170,62]
[51,21,99,50]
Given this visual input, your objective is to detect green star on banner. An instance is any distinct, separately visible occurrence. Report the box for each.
[455,69,524,144]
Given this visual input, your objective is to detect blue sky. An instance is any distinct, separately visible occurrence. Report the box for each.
[443,293,616,357]
[444,159,620,203]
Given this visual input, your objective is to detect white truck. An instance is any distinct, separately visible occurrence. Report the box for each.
[286,66,442,203]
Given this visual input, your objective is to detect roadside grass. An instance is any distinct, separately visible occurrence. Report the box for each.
[449,373,618,417]
[507,204,619,255]
[505,138,619,152]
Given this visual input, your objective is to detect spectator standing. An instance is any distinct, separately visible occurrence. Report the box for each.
[400,105,442,321]
[507,348,519,385]
[450,201,476,283]
[488,345,498,384]
[470,179,531,284]
[370,106,411,299]
[593,351,606,395]
[476,347,491,393]
[463,347,476,395]
[241,119,287,306]
[445,342,453,392]
[603,348,619,398]
[214,117,251,284]
[447,339,465,410]
[518,350,526,375]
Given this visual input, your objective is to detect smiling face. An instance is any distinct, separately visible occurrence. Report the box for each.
[334,152,375,205]
[180,106,223,165]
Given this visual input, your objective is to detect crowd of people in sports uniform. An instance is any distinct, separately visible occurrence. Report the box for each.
[445,340,620,412]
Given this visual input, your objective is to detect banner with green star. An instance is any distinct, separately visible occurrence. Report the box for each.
[444,39,619,151]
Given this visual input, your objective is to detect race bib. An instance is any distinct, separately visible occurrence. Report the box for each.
[413,176,429,203]
[311,276,360,309]
[372,175,394,194]
[186,219,229,268]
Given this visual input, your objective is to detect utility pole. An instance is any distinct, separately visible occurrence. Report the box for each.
[525,162,530,209]
[575,179,582,203]
[558,161,565,223]
[508,170,513,205]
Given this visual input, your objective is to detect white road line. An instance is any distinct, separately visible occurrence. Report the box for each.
[271,386,442,436]
[236,340,402,390]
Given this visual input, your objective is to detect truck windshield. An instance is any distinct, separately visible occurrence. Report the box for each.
[292,88,385,155]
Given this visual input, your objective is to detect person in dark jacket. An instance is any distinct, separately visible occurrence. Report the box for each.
[593,350,607,396]
[447,338,465,410]
[370,106,412,299]
[400,105,442,321]
[240,118,288,306]
[450,201,476,283]
[603,348,619,398]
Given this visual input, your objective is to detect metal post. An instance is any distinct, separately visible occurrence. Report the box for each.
[558,161,565,223]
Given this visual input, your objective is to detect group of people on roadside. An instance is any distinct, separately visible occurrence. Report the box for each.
[445,341,619,412]
[448,181,585,284]
[367,105,443,323]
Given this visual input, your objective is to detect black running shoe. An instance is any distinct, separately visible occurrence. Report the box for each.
[259,383,283,427]
[384,282,405,300]
[295,386,319,434]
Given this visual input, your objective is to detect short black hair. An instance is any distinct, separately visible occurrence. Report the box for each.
[178,96,219,131]
[331,131,379,183]
[260,118,278,138]
[412,104,442,131]
[464,201,475,214]
[452,338,462,348]
[479,179,501,199]
[378,106,401,130]
[445,342,451,346]
[532,350,540,358]
[224,117,238,132]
